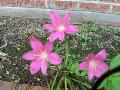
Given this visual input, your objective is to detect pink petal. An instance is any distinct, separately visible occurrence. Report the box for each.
[30,60,41,75]
[88,67,95,80]
[63,12,72,25]
[43,24,55,32]
[87,53,95,61]
[22,51,37,60]
[49,32,65,42]
[29,36,43,51]
[95,49,107,60]
[44,41,53,52]
[40,60,48,75]
[49,32,58,42]
[50,10,62,25]
[95,68,103,78]
[97,62,109,71]
[78,61,88,70]
[48,53,62,65]
[57,32,65,42]
[65,25,78,34]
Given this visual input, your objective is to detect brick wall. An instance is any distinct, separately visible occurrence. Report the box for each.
[0,0,120,14]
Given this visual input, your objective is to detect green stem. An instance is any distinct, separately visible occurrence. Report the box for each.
[50,72,58,90]
[56,77,64,90]
[70,77,92,89]
[44,76,49,88]
[65,77,67,90]
[66,77,74,90]
[65,41,69,65]
[81,82,92,89]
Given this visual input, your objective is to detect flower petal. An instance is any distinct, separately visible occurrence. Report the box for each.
[50,10,62,25]
[95,49,107,60]
[22,51,37,60]
[65,25,78,34]
[40,60,48,75]
[30,60,41,75]
[88,67,95,80]
[44,41,53,52]
[58,32,65,42]
[29,36,43,51]
[49,32,65,42]
[87,53,95,61]
[78,61,88,70]
[98,62,109,71]
[95,67,103,78]
[49,32,58,42]
[43,24,55,32]
[95,62,109,78]
[48,53,62,65]
[63,12,72,25]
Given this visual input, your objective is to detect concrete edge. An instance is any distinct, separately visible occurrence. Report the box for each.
[0,6,120,26]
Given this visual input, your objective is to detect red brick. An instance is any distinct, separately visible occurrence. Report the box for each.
[97,4,110,12]
[80,2,98,11]
[19,0,45,8]
[100,0,120,3]
[112,5,120,12]
[79,2,110,12]
[55,1,77,9]
[0,0,17,6]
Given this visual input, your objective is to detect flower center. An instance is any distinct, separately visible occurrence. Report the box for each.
[40,52,48,60]
[89,60,96,68]
[58,25,65,32]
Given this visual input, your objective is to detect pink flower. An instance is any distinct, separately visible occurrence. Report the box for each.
[43,10,78,42]
[78,49,109,80]
[22,36,62,75]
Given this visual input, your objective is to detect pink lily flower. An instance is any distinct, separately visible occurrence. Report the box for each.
[43,10,78,42]
[78,49,109,80]
[22,36,62,75]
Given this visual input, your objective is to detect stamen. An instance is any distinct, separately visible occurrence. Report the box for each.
[40,52,48,60]
[59,25,65,31]
[89,60,96,68]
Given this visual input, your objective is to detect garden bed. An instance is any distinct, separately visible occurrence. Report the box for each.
[0,16,120,90]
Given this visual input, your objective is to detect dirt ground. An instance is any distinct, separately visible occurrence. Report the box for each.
[0,80,47,90]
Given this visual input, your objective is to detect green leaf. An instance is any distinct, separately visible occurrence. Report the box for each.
[69,63,77,73]
[75,70,81,76]
[110,73,120,90]
[90,24,99,32]
[105,81,113,90]
[110,54,120,69]
[75,87,79,90]
[35,28,43,32]
[98,78,108,89]
[69,63,81,76]
[0,21,6,26]
[111,78,120,90]
[80,71,87,76]
[98,72,120,90]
